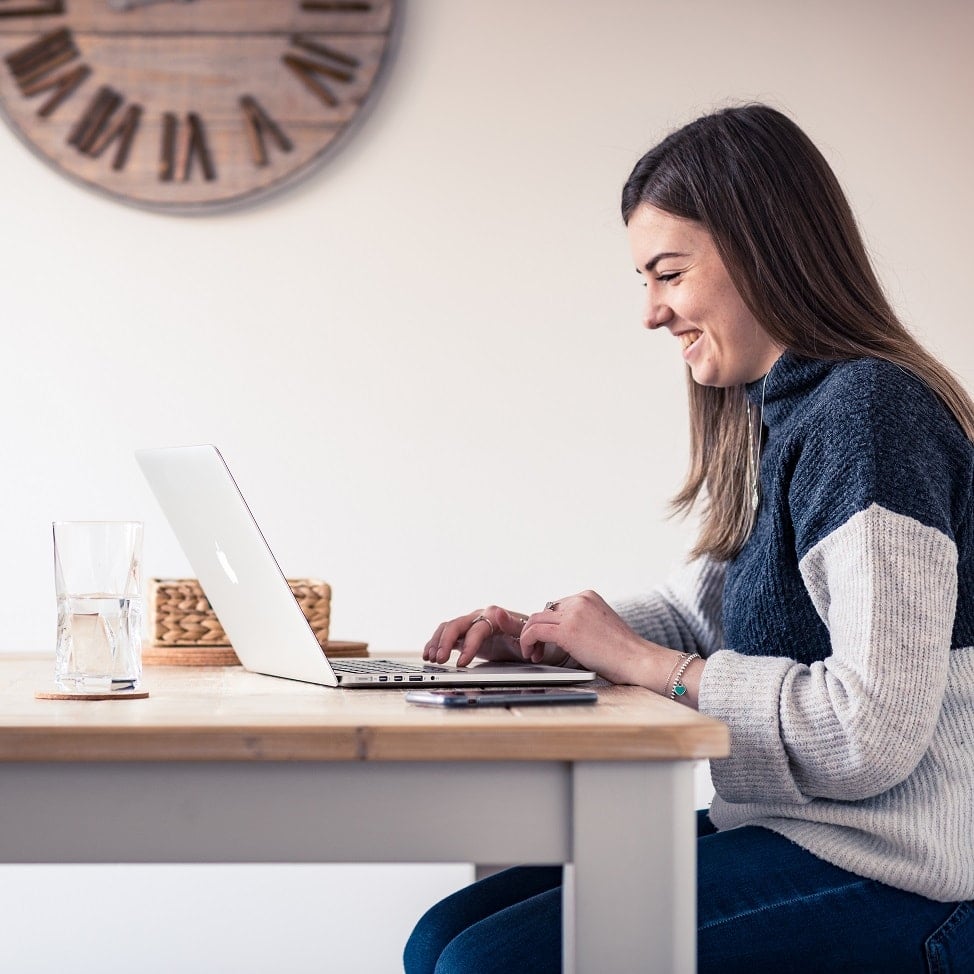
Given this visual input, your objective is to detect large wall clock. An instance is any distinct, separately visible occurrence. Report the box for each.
[0,0,398,212]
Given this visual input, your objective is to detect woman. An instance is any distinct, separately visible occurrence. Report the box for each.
[404,104,974,973]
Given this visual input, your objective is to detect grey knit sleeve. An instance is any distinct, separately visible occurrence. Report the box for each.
[611,555,727,657]
[700,504,958,805]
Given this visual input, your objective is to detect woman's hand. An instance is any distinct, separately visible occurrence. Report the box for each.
[424,592,700,703]
[519,590,670,688]
[424,606,571,668]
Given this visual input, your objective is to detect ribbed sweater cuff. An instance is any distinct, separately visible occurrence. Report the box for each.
[699,651,808,805]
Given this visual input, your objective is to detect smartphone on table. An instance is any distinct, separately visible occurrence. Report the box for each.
[404,687,598,708]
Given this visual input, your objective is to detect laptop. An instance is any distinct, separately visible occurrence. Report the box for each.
[135,445,596,689]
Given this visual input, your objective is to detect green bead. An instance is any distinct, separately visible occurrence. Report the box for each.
[674,684,687,696]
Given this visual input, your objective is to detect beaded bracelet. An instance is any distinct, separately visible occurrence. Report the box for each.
[663,653,690,698]
[668,653,700,700]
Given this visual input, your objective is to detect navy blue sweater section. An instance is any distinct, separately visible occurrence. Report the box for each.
[722,354,974,664]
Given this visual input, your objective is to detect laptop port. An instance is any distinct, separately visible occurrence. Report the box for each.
[394,675,404,681]
[408,675,422,681]
[378,676,388,682]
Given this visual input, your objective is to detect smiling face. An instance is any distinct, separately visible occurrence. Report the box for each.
[627,203,783,387]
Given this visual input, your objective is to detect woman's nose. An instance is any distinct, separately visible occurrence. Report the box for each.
[642,290,673,330]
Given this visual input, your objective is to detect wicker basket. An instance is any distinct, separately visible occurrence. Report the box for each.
[149,577,331,648]
[145,577,368,665]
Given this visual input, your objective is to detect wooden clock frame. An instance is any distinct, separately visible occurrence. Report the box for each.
[0,0,399,212]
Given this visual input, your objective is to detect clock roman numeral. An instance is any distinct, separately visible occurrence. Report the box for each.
[0,0,64,17]
[240,95,293,167]
[3,27,91,117]
[282,35,359,108]
[160,112,216,182]
[67,85,142,170]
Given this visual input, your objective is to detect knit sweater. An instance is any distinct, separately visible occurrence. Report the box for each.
[613,353,974,902]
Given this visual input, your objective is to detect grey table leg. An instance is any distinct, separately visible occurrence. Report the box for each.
[564,761,697,974]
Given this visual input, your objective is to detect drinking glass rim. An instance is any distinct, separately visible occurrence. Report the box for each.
[52,520,144,527]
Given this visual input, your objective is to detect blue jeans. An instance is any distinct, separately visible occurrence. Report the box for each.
[404,811,974,973]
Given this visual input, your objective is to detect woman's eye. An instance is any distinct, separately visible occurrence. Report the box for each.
[657,271,681,283]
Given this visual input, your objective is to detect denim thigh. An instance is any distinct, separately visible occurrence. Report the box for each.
[404,811,967,974]
[696,813,962,974]
[924,900,974,974]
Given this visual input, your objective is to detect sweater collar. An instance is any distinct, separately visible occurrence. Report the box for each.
[745,352,835,427]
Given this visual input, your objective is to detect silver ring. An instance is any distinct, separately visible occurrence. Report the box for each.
[544,601,560,611]
[472,615,496,637]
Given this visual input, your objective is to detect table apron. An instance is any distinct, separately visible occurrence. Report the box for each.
[0,760,576,864]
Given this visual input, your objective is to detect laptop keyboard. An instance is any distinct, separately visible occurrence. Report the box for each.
[331,659,449,674]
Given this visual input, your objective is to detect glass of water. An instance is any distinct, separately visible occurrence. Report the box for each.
[53,521,144,692]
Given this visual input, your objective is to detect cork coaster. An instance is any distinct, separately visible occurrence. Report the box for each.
[35,687,150,701]
[323,641,370,658]
[143,644,241,666]
[143,641,370,667]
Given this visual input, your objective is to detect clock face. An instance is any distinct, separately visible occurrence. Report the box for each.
[0,0,398,212]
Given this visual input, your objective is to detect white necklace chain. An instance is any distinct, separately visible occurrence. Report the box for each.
[745,365,774,512]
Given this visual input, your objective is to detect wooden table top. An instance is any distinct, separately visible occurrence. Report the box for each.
[0,655,729,764]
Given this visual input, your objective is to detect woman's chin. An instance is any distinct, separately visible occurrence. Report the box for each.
[688,364,720,387]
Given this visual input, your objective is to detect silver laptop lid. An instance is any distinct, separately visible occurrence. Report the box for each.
[136,445,340,687]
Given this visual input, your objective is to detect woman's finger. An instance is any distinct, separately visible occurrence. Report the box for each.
[423,622,448,660]
[424,606,531,666]
[454,613,496,667]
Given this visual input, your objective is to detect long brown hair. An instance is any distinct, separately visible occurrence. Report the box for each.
[622,103,974,561]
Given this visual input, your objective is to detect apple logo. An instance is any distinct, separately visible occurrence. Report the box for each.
[214,541,239,585]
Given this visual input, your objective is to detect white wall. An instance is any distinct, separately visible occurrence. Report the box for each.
[1,1,971,971]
